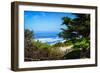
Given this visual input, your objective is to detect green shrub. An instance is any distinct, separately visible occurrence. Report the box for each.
[32,40,50,50]
[63,50,81,59]
[73,38,90,50]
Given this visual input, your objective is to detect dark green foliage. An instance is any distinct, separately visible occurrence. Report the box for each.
[59,13,90,59]
[25,29,34,40]
[64,40,73,46]
[72,38,90,58]
[73,38,90,50]
[59,14,90,39]
[63,50,81,59]
[63,49,90,59]
[24,29,35,60]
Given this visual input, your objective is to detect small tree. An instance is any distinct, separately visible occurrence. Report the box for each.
[24,29,34,61]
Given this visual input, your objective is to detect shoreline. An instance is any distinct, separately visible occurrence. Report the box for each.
[34,37,65,45]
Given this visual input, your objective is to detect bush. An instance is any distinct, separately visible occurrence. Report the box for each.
[63,50,81,59]
[32,40,51,50]
[73,38,90,50]
[31,41,65,60]
[63,49,90,59]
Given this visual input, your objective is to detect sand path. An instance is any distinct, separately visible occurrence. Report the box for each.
[59,45,73,52]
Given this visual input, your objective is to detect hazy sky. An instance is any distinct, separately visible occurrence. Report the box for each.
[24,11,76,32]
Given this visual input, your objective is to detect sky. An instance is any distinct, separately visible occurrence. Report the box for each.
[24,11,76,33]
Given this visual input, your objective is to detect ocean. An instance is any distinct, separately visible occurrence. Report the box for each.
[34,32,64,45]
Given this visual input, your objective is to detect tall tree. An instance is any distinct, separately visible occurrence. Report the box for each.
[59,14,90,40]
[59,13,90,58]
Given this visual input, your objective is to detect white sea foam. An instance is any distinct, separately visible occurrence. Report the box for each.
[34,37,65,45]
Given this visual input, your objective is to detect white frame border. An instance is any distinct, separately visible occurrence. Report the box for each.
[18,5,96,68]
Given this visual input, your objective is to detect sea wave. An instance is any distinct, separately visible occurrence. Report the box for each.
[34,37,65,45]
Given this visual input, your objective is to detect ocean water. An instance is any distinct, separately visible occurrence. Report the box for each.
[34,32,64,45]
